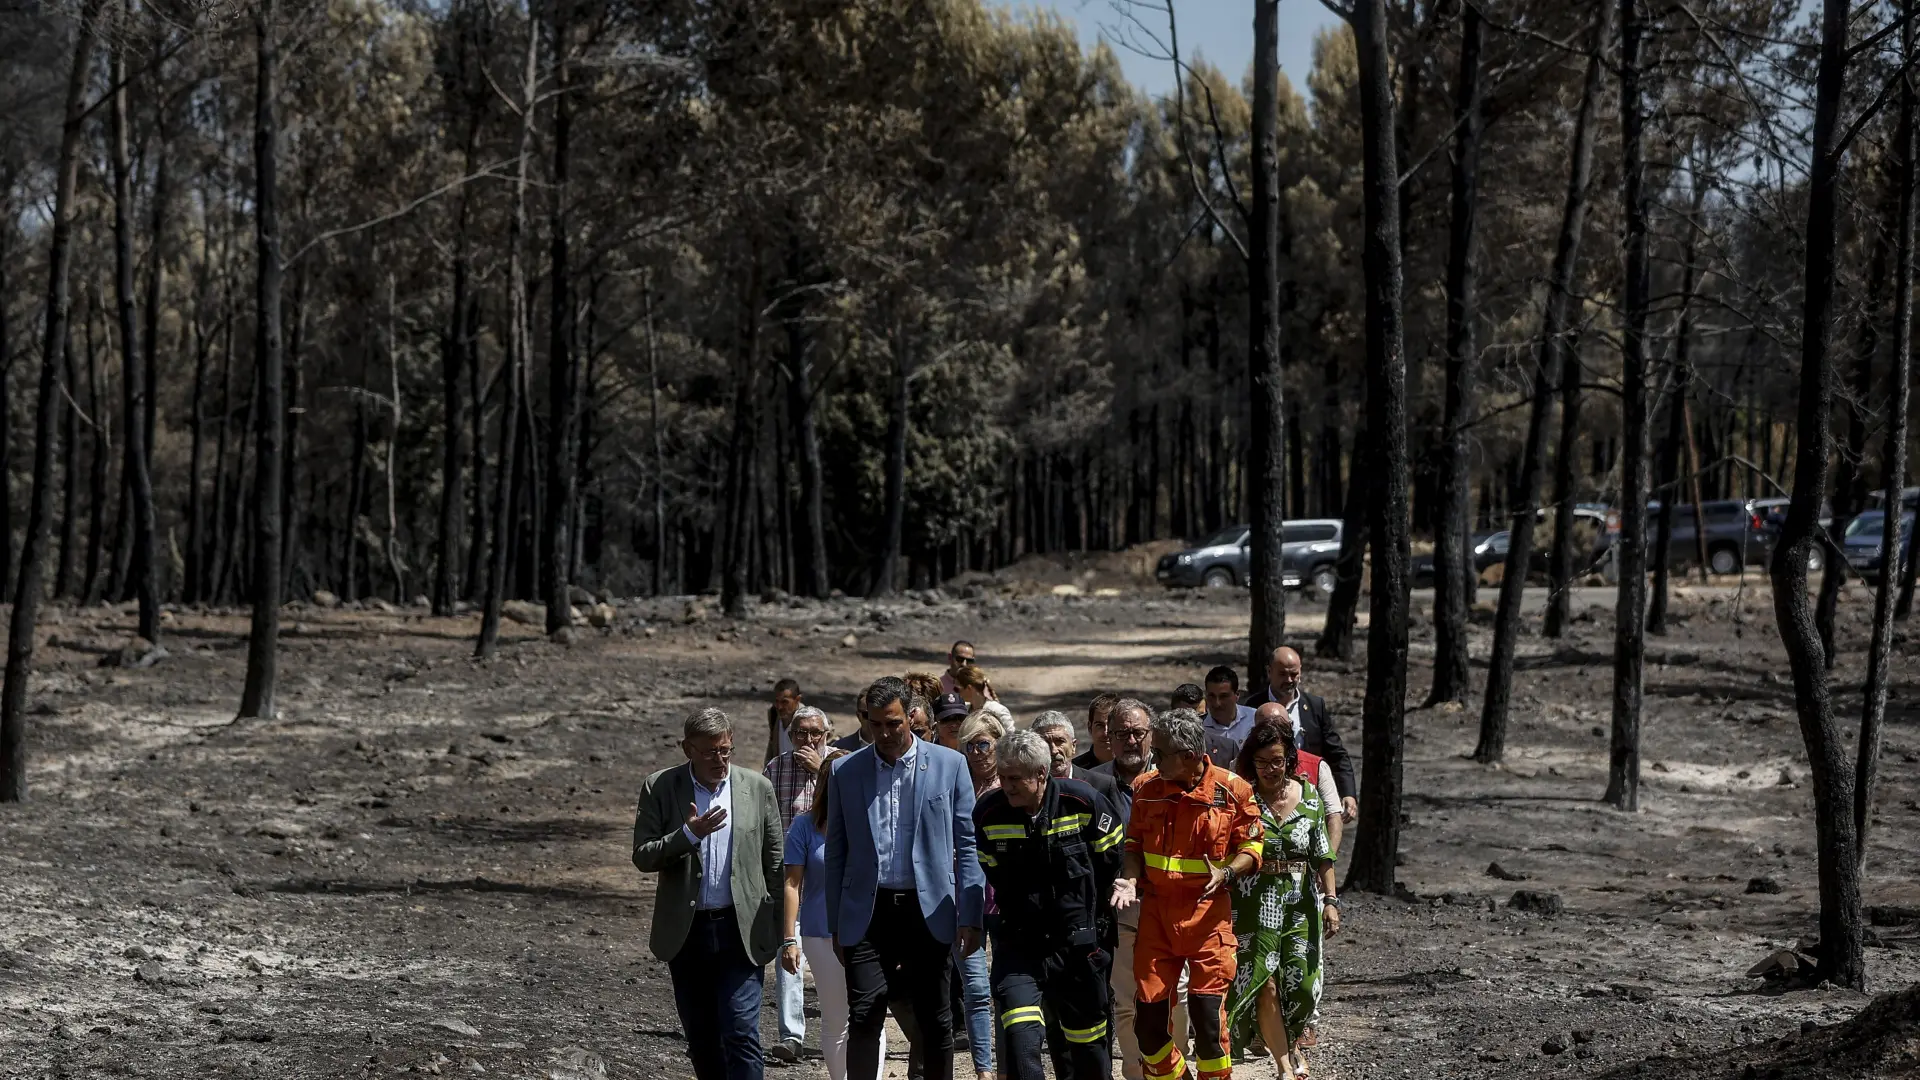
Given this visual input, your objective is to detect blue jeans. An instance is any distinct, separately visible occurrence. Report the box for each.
[669,909,766,1080]
[958,943,993,1073]
[776,945,807,1044]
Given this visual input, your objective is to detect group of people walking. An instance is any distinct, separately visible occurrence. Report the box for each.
[633,641,1355,1080]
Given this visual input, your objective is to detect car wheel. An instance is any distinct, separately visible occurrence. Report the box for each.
[1806,546,1825,573]
[1709,546,1739,576]
[1311,565,1337,598]
[1203,567,1235,589]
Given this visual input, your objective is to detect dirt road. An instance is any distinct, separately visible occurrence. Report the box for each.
[0,585,1916,1079]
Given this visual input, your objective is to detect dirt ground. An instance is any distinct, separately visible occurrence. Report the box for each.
[2,579,1918,1080]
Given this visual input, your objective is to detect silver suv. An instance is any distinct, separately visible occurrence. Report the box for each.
[1155,520,1346,597]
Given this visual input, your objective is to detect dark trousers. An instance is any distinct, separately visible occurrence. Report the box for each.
[994,942,1112,1080]
[668,908,765,1080]
[846,889,954,1080]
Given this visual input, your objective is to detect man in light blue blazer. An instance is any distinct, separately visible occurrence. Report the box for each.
[825,676,985,1080]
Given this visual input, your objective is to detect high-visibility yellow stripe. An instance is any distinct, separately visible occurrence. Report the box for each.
[1236,841,1264,860]
[1142,1041,1179,1066]
[1091,826,1125,853]
[1196,1055,1232,1074]
[1143,851,1212,875]
[1000,1006,1045,1029]
[1044,813,1090,836]
[1060,1020,1109,1044]
[982,824,1028,841]
[978,853,998,867]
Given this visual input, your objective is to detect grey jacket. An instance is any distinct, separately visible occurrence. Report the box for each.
[632,763,783,965]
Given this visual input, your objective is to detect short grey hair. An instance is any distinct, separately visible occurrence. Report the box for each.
[684,707,732,740]
[1030,711,1073,739]
[1110,698,1154,729]
[1152,708,1206,756]
[789,705,832,736]
[996,729,1052,778]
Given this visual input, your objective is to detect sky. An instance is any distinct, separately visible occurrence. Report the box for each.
[990,0,1343,101]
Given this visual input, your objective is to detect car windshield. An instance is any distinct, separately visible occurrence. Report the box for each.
[1845,512,1914,540]
[1200,526,1247,548]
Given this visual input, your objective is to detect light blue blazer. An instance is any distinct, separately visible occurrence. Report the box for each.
[824,737,984,946]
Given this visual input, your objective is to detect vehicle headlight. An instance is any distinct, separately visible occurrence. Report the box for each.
[1177,554,1193,565]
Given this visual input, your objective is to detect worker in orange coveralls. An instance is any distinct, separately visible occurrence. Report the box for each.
[1110,707,1263,1080]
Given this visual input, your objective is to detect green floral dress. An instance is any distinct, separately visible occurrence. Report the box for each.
[1225,779,1333,1052]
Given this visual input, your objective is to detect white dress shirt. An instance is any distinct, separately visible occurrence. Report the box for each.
[1204,704,1259,750]
[682,770,734,910]
[873,741,920,890]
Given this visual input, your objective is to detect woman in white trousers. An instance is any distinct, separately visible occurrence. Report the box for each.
[781,752,884,1080]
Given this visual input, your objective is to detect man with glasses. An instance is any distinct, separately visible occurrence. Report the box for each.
[633,708,783,1080]
[764,705,832,1063]
[940,640,980,696]
[1090,700,1189,1080]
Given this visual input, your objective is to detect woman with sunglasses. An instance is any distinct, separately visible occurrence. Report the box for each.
[1225,721,1341,1080]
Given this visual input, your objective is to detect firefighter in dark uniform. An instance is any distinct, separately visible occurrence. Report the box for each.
[972,729,1128,1080]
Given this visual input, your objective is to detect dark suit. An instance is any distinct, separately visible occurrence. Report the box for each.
[1071,764,1118,804]
[1240,687,1355,800]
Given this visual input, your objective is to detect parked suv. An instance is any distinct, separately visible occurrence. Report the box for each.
[1155,520,1345,595]
[1842,509,1914,583]
[1644,499,1774,575]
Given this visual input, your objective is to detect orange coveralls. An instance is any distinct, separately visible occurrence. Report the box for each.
[1125,763,1263,1080]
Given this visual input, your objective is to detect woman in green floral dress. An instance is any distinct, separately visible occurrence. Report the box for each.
[1226,722,1342,1079]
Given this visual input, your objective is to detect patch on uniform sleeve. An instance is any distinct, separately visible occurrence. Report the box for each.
[1212,784,1229,807]
[1098,812,1114,834]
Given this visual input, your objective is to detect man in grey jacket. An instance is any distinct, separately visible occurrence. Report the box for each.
[634,708,783,1080]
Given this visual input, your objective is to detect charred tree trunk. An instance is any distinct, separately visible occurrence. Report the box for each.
[1427,2,1484,707]
[83,304,107,603]
[464,303,488,603]
[59,314,82,601]
[541,0,575,635]
[645,286,667,596]
[872,325,908,598]
[1345,0,1410,896]
[238,0,286,719]
[436,156,477,615]
[110,30,159,642]
[186,286,209,605]
[1858,0,1915,867]
[1474,0,1609,762]
[0,198,11,594]
[1607,0,1652,812]
[1648,376,1685,634]
[1247,0,1288,678]
[476,15,538,658]
[1769,0,1865,990]
[3,0,105,801]
[1318,431,1368,659]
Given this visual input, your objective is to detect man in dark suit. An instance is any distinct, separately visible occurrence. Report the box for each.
[825,677,986,1080]
[632,708,784,1080]
[1031,710,1118,804]
[1241,645,1358,822]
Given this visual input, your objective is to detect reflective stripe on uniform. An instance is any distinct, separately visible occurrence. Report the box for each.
[1000,1005,1045,1029]
[1060,1020,1109,1044]
[1044,813,1090,836]
[1142,851,1212,875]
[1142,1041,1179,1066]
[981,824,1028,841]
[1091,826,1125,853]
[1236,841,1264,860]
[1195,1055,1232,1075]
[978,853,999,867]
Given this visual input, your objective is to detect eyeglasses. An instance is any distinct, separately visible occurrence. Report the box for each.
[791,728,827,741]
[965,740,994,754]
[1254,758,1291,773]
[690,745,734,760]
[954,655,978,665]
[1112,729,1149,743]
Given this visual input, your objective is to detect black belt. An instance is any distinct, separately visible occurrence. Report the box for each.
[876,887,919,906]
[693,907,734,921]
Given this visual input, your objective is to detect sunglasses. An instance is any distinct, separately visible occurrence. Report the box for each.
[965,740,994,754]
[953,655,978,665]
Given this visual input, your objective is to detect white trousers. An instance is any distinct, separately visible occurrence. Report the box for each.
[802,936,887,1080]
